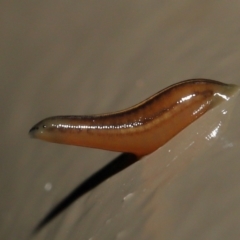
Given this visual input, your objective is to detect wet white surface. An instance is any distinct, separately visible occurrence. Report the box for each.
[1,1,240,240]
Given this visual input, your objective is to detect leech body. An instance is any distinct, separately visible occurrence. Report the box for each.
[29,79,237,157]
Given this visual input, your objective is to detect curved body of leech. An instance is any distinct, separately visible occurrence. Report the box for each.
[29,79,238,157]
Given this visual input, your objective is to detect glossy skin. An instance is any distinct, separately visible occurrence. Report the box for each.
[29,79,238,157]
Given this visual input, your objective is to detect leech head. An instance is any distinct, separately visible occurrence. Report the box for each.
[29,116,101,146]
[29,119,50,138]
[29,117,66,142]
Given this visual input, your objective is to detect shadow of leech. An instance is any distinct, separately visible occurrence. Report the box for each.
[33,153,139,234]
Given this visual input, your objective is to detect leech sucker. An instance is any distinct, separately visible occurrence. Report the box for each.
[29,79,238,157]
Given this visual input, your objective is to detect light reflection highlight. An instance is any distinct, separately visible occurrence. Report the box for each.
[192,103,206,116]
[51,121,144,131]
[222,109,227,115]
[214,92,230,101]
[178,94,196,104]
[205,121,222,141]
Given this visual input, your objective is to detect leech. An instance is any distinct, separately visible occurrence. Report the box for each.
[29,79,238,157]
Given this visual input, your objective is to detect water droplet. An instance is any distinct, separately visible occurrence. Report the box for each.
[44,182,52,191]
[123,193,134,201]
[222,109,227,115]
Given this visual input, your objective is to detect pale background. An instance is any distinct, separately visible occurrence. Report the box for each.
[1,1,240,239]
